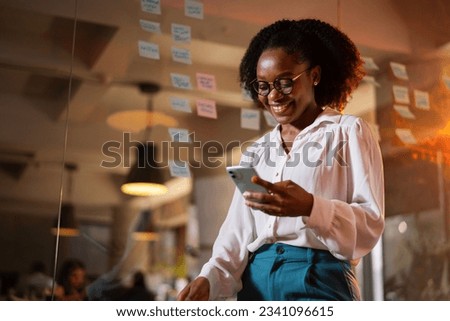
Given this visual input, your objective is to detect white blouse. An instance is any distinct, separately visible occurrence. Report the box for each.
[199,107,385,300]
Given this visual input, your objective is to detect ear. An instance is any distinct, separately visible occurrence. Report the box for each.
[311,65,321,85]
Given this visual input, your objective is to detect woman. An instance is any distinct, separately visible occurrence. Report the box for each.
[55,258,88,300]
[178,18,384,301]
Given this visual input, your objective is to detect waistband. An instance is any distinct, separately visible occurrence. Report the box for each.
[251,243,342,264]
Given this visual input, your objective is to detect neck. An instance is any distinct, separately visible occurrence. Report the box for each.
[281,106,322,134]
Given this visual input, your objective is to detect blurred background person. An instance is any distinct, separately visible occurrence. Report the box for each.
[14,261,53,300]
[55,258,88,300]
[118,271,155,301]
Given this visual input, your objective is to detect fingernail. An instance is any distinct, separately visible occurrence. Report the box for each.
[243,192,249,198]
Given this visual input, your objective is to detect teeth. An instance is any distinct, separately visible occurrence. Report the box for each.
[272,104,289,113]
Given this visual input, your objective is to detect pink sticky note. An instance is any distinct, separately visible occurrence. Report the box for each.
[196,73,216,91]
[196,99,217,119]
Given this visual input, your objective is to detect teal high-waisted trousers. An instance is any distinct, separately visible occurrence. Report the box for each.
[237,243,360,301]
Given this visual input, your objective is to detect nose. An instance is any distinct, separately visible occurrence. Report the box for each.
[267,86,283,101]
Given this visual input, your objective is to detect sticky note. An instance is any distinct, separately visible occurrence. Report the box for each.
[141,0,161,15]
[139,20,161,33]
[241,108,260,130]
[170,96,192,113]
[395,128,417,145]
[393,85,410,104]
[196,99,217,119]
[394,105,415,119]
[414,90,430,110]
[172,47,192,64]
[390,62,409,80]
[170,73,192,90]
[168,128,191,142]
[138,41,160,60]
[172,23,191,43]
[196,73,216,91]
[185,0,204,19]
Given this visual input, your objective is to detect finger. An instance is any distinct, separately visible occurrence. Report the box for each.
[251,176,284,195]
[243,191,269,203]
[246,200,281,215]
[251,175,274,191]
[176,287,189,301]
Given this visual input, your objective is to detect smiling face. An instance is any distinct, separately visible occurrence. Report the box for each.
[256,48,321,129]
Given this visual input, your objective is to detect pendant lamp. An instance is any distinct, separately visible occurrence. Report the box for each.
[51,163,80,237]
[121,142,168,196]
[51,203,79,237]
[133,210,159,241]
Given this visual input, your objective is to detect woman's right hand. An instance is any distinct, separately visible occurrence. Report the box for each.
[176,277,210,301]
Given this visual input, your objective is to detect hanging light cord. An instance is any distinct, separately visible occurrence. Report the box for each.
[336,0,341,29]
[51,0,79,301]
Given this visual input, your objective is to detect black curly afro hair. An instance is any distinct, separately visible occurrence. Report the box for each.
[239,19,365,111]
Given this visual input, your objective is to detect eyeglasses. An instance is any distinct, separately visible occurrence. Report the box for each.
[251,68,311,97]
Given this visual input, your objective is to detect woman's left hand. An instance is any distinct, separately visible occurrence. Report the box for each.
[243,176,314,217]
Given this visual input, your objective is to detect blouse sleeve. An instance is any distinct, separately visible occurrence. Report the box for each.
[304,118,385,260]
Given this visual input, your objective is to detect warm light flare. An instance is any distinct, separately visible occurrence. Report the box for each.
[121,182,168,196]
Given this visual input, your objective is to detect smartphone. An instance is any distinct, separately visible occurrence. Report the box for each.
[226,165,268,196]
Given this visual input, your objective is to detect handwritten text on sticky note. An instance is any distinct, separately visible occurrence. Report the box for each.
[170,73,192,90]
[138,41,160,60]
[196,99,217,119]
[196,73,216,91]
[172,23,191,43]
[141,0,161,14]
[185,0,204,19]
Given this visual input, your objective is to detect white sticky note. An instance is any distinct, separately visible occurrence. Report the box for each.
[138,41,160,60]
[141,0,161,15]
[170,96,192,113]
[414,90,430,110]
[362,57,379,71]
[393,85,410,104]
[263,110,278,127]
[196,99,217,119]
[172,23,191,43]
[170,73,192,90]
[390,62,409,80]
[241,109,260,130]
[443,75,450,90]
[185,0,204,19]
[139,20,161,33]
[169,161,191,178]
[395,128,417,145]
[168,128,191,142]
[196,73,216,91]
[171,47,192,64]
[394,104,416,119]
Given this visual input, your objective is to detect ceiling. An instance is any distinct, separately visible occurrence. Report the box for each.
[0,0,449,217]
